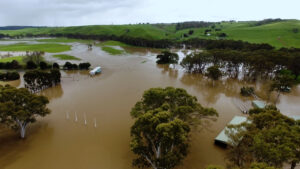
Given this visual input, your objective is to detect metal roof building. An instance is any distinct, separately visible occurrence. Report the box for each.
[252,100,266,109]
[214,116,247,146]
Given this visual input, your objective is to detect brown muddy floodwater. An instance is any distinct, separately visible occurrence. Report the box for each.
[0,41,300,169]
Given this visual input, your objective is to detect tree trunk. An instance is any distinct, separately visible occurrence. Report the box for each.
[20,125,26,138]
[291,161,296,169]
[16,119,27,139]
[276,91,281,103]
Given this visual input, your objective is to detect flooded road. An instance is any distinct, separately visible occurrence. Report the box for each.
[0,41,300,169]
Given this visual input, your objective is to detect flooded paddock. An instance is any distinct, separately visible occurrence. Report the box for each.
[0,40,299,169]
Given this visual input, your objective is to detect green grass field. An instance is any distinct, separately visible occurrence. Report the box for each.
[1,20,300,48]
[52,54,81,60]
[0,43,72,53]
[101,46,124,55]
[0,56,23,63]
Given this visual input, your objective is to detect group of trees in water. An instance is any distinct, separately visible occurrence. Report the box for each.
[0,71,20,81]
[156,51,179,64]
[180,49,300,83]
[0,60,22,69]
[24,69,61,93]
[63,62,91,70]
[226,106,300,169]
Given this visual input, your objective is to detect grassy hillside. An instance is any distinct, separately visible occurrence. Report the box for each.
[1,20,300,48]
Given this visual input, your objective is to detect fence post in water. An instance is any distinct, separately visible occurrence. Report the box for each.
[84,113,87,125]
[66,112,69,120]
[75,112,78,122]
[94,118,97,128]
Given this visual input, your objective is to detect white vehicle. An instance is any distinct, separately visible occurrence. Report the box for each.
[90,66,102,76]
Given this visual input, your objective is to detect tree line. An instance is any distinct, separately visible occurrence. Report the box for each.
[181,49,300,80]
[0,71,20,81]
[175,21,215,31]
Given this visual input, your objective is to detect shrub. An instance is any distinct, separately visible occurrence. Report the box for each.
[0,71,20,81]
[63,62,73,70]
[292,28,299,34]
[39,61,48,70]
[79,62,91,70]
[52,62,60,69]
[26,61,37,69]
[240,86,254,96]
[0,60,22,69]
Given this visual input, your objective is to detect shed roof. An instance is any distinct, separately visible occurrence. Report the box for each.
[252,100,266,109]
[290,115,300,121]
[215,116,247,145]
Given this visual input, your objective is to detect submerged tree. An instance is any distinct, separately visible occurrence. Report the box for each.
[156,51,179,64]
[205,65,222,86]
[24,69,61,93]
[271,69,298,102]
[130,87,218,169]
[181,52,212,73]
[0,85,50,138]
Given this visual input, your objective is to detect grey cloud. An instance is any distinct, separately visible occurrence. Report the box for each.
[0,0,299,26]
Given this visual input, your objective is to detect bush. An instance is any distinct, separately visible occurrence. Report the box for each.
[63,62,91,70]
[156,51,179,64]
[26,61,37,69]
[188,30,194,35]
[218,33,227,38]
[240,86,254,96]
[79,62,91,70]
[292,28,299,34]
[0,60,21,69]
[52,62,60,69]
[39,61,48,70]
[63,62,73,70]
[0,71,20,81]
[72,64,78,69]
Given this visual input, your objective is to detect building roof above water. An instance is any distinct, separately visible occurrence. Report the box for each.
[252,100,266,109]
[215,116,248,145]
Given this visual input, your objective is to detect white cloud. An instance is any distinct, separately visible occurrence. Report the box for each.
[0,0,299,26]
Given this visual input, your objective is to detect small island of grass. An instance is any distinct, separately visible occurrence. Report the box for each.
[101,46,124,55]
[52,54,81,60]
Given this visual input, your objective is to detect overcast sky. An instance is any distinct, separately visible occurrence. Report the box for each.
[0,0,299,26]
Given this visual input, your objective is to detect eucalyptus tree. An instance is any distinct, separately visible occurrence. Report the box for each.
[271,69,297,102]
[156,51,179,64]
[0,85,50,138]
[205,65,222,86]
[130,87,218,169]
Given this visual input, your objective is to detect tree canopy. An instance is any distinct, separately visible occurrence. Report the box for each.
[156,51,179,64]
[0,85,51,138]
[130,87,218,169]
[226,106,300,169]
[24,69,61,93]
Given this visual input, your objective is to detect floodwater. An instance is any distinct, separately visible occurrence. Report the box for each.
[0,40,300,169]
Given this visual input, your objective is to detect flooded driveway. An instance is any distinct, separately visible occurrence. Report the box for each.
[0,40,300,169]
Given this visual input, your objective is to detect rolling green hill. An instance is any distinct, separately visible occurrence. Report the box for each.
[1,20,300,48]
